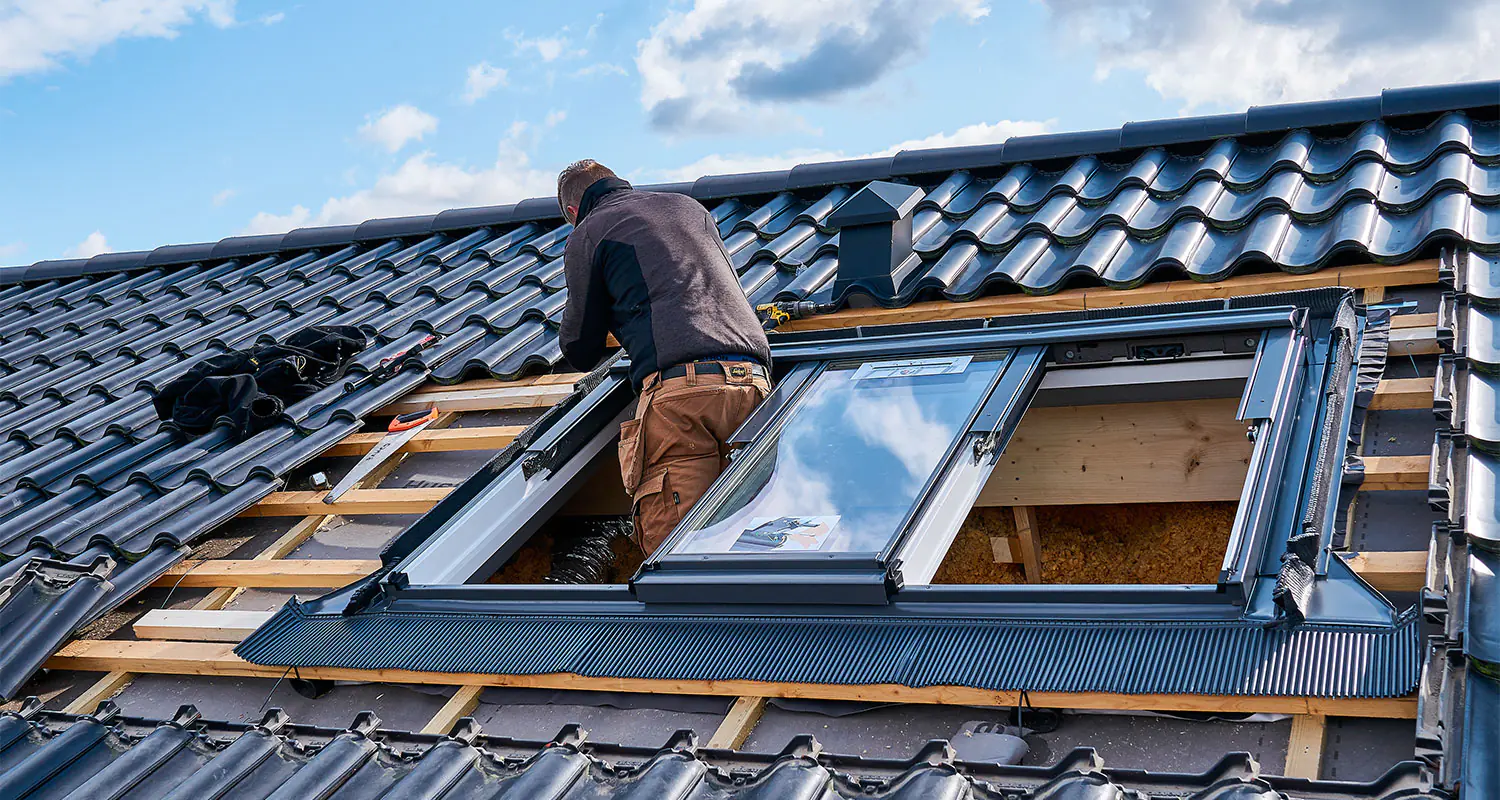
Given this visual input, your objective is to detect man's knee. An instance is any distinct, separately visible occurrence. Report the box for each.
[628,376,771,556]
[633,453,720,554]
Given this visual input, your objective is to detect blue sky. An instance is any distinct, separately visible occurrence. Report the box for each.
[2,0,1497,264]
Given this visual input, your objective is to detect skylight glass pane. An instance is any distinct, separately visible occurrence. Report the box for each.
[669,353,1006,556]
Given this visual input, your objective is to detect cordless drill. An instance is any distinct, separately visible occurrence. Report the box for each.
[754,300,836,331]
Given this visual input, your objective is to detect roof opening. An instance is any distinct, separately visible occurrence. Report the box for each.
[921,356,1254,586]
[384,291,1374,622]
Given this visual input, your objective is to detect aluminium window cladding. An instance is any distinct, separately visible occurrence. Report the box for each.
[388,288,1366,613]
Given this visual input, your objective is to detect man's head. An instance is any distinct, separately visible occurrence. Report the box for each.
[557,159,618,225]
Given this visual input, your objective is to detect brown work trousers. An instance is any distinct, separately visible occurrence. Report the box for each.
[617,362,770,555]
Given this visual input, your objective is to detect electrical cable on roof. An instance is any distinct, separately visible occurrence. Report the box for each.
[260,665,295,711]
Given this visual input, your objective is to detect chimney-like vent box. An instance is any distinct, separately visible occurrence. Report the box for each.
[828,181,926,300]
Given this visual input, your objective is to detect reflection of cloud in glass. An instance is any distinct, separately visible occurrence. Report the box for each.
[680,436,840,552]
[845,384,955,493]
[672,359,1000,556]
[745,446,838,516]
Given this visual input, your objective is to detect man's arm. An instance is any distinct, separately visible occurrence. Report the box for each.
[558,229,611,371]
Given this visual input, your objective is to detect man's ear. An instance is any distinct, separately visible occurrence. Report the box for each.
[566,204,579,224]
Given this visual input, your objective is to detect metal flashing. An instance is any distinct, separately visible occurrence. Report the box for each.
[238,597,1424,698]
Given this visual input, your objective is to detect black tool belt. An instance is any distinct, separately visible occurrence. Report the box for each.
[657,359,768,383]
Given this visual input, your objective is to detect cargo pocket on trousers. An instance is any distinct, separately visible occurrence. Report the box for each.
[632,469,673,555]
[617,418,643,495]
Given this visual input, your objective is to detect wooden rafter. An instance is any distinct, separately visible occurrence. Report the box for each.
[1011,507,1042,583]
[150,559,381,589]
[1360,455,1430,491]
[379,383,575,416]
[981,398,1252,506]
[133,610,273,643]
[421,686,486,735]
[1283,714,1327,779]
[779,261,1438,333]
[707,697,767,749]
[1342,551,1426,592]
[322,426,524,458]
[63,414,463,711]
[1370,377,1435,411]
[241,487,453,517]
[1390,312,1437,330]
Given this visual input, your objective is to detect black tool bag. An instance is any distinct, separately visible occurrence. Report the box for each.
[153,325,368,439]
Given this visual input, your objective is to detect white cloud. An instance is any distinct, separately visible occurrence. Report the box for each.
[243,119,559,235]
[0,0,235,80]
[63,231,110,259]
[0,241,25,261]
[463,61,507,103]
[636,0,988,134]
[245,112,1046,237]
[506,28,585,62]
[574,62,627,79]
[359,104,438,153]
[259,11,284,25]
[654,149,842,183]
[211,187,236,206]
[879,119,1054,153]
[653,118,1052,182]
[244,205,309,234]
[1043,0,1500,110]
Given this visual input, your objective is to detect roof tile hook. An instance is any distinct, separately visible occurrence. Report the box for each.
[254,707,291,735]
[168,704,203,729]
[347,711,381,738]
[547,722,585,750]
[447,717,482,745]
[775,734,822,761]
[660,729,697,753]
[85,700,121,725]
[12,696,43,721]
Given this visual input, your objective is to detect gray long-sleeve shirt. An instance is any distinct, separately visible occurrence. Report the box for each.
[559,177,771,390]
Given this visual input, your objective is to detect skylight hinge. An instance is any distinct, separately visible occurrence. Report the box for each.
[972,431,1004,465]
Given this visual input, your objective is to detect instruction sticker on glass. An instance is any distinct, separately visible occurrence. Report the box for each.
[852,355,972,381]
[729,516,840,552]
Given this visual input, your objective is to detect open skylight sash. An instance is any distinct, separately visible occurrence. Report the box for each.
[657,349,1015,561]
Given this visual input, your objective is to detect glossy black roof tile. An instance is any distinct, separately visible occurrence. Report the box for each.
[0,700,1451,800]
[280,223,361,250]
[1247,95,1386,132]
[691,168,792,200]
[786,155,893,190]
[208,232,285,260]
[1383,79,1500,118]
[1423,248,1500,797]
[1119,112,1249,149]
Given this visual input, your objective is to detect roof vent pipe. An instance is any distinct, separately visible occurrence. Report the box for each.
[828,181,926,301]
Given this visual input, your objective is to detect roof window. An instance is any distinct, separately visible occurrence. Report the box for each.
[370,289,1386,626]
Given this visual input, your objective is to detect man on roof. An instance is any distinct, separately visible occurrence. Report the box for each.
[557,160,772,556]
